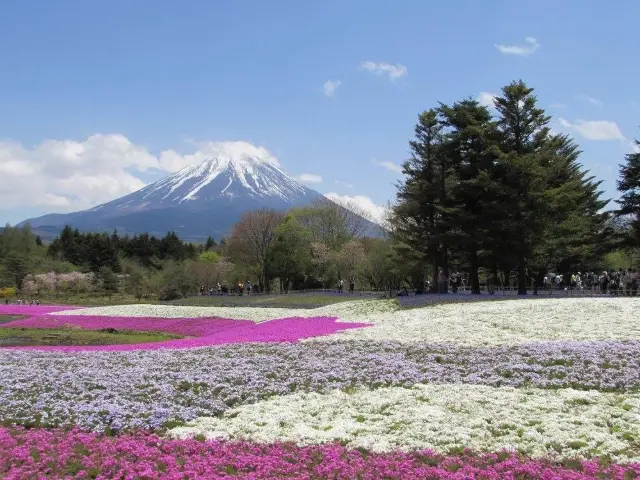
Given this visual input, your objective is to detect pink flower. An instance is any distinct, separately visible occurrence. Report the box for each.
[0,313,370,352]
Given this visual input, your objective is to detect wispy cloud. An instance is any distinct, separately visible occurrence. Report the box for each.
[323,80,341,97]
[360,61,407,81]
[297,173,323,184]
[550,103,566,109]
[558,118,624,141]
[335,180,354,189]
[494,36,540,56]
[477,92,497,108]
[576,95,603,106]
[372,158,403,173]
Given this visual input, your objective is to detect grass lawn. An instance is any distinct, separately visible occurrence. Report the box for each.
[0,325,179,347]
[167,292,379,308]
[0,315,27,324]
[29,292,379,308]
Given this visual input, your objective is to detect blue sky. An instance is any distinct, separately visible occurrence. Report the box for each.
[1,0,638,225]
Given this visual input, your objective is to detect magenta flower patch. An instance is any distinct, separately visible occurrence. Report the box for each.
[1,427,638,480]
[0,314,370,352]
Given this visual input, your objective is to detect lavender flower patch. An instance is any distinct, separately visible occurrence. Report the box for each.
[0,340,638,432]
[397,292,608,308]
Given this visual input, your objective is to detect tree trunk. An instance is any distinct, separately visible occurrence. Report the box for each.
[469,249,480,294]
[502,269,510,291]
[517,255,527,295]
[490,262,498,294]
[442,245,449,293]
[431,253,439,294]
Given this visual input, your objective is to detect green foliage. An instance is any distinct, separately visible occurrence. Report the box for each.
[122,263,148,301]
[615,134,640,247]
[158,284,182,301]
[391,80,613,292]
[266,215,312,291]
[47,227,198,272]
[0,287,16,298]
[199,251,221,264]
[98,267,119,296]
[0,326,179,346]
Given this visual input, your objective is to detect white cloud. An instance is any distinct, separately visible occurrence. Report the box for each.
[550,103,566,109]
[372,158,403,174]
[323,80,341,97]
[0,134,155,212]
[477,92,497,108]
[629,141,640,154]
[557,118,624,141]
[0,135,281,214]
[324,192,388,225]
[494,36,539,56]
[296,173,322,184]
[360,61,407,81]
[158,140,280,171]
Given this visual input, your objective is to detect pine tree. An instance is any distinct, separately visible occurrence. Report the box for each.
[534,134,610,274]
[392,109,448,291]
[493,80,554,294]
[204,236,217,251]
[615,135,640,246]
[438,98,500,294]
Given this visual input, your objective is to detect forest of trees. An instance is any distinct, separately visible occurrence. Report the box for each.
[1,79,638,300]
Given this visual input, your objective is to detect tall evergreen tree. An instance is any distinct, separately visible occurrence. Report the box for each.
[493,80,555,294]
[534,134,610,275]
[438,99,501,293]
[615,135,640,246]
[392,109,447,291]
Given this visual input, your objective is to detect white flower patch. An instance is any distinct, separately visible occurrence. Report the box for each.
[52,300,394,324]
[53,298,640,345]
[307,297,640,346]
[169,383,640,462]
[52,304,306,323]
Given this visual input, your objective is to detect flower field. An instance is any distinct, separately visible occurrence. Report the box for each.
[0,296,639,478]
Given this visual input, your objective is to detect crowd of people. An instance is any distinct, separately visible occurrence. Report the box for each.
[199,281,253,296]
[544,269,639,295]
[420,268,640,296]
[6,298,40,305]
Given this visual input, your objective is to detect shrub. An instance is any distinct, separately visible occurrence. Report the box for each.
[158,284,182,301]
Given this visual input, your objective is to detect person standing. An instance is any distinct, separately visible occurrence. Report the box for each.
[438,269,447,294]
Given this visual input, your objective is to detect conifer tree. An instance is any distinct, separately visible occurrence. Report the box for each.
[392,109,448,290]
[438,99,500,294]
[616,135,640,246]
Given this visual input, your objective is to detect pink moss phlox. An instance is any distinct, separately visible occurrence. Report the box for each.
[0,314,370,352]
[0,427,638,479]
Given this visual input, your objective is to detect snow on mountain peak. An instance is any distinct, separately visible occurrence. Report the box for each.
[123,153,313,210]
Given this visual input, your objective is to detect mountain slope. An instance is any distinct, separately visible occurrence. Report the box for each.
[19,156,381,242]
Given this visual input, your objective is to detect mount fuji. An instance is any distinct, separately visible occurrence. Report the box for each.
[19,155,380,242]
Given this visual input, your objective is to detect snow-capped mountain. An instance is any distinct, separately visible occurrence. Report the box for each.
[93,155,319,214]
[19,155,374,242]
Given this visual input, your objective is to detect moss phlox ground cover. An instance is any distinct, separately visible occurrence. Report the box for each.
[0,297,639,478]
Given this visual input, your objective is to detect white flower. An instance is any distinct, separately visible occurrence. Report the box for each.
[169,383,640,462]
[54,298,640,345]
